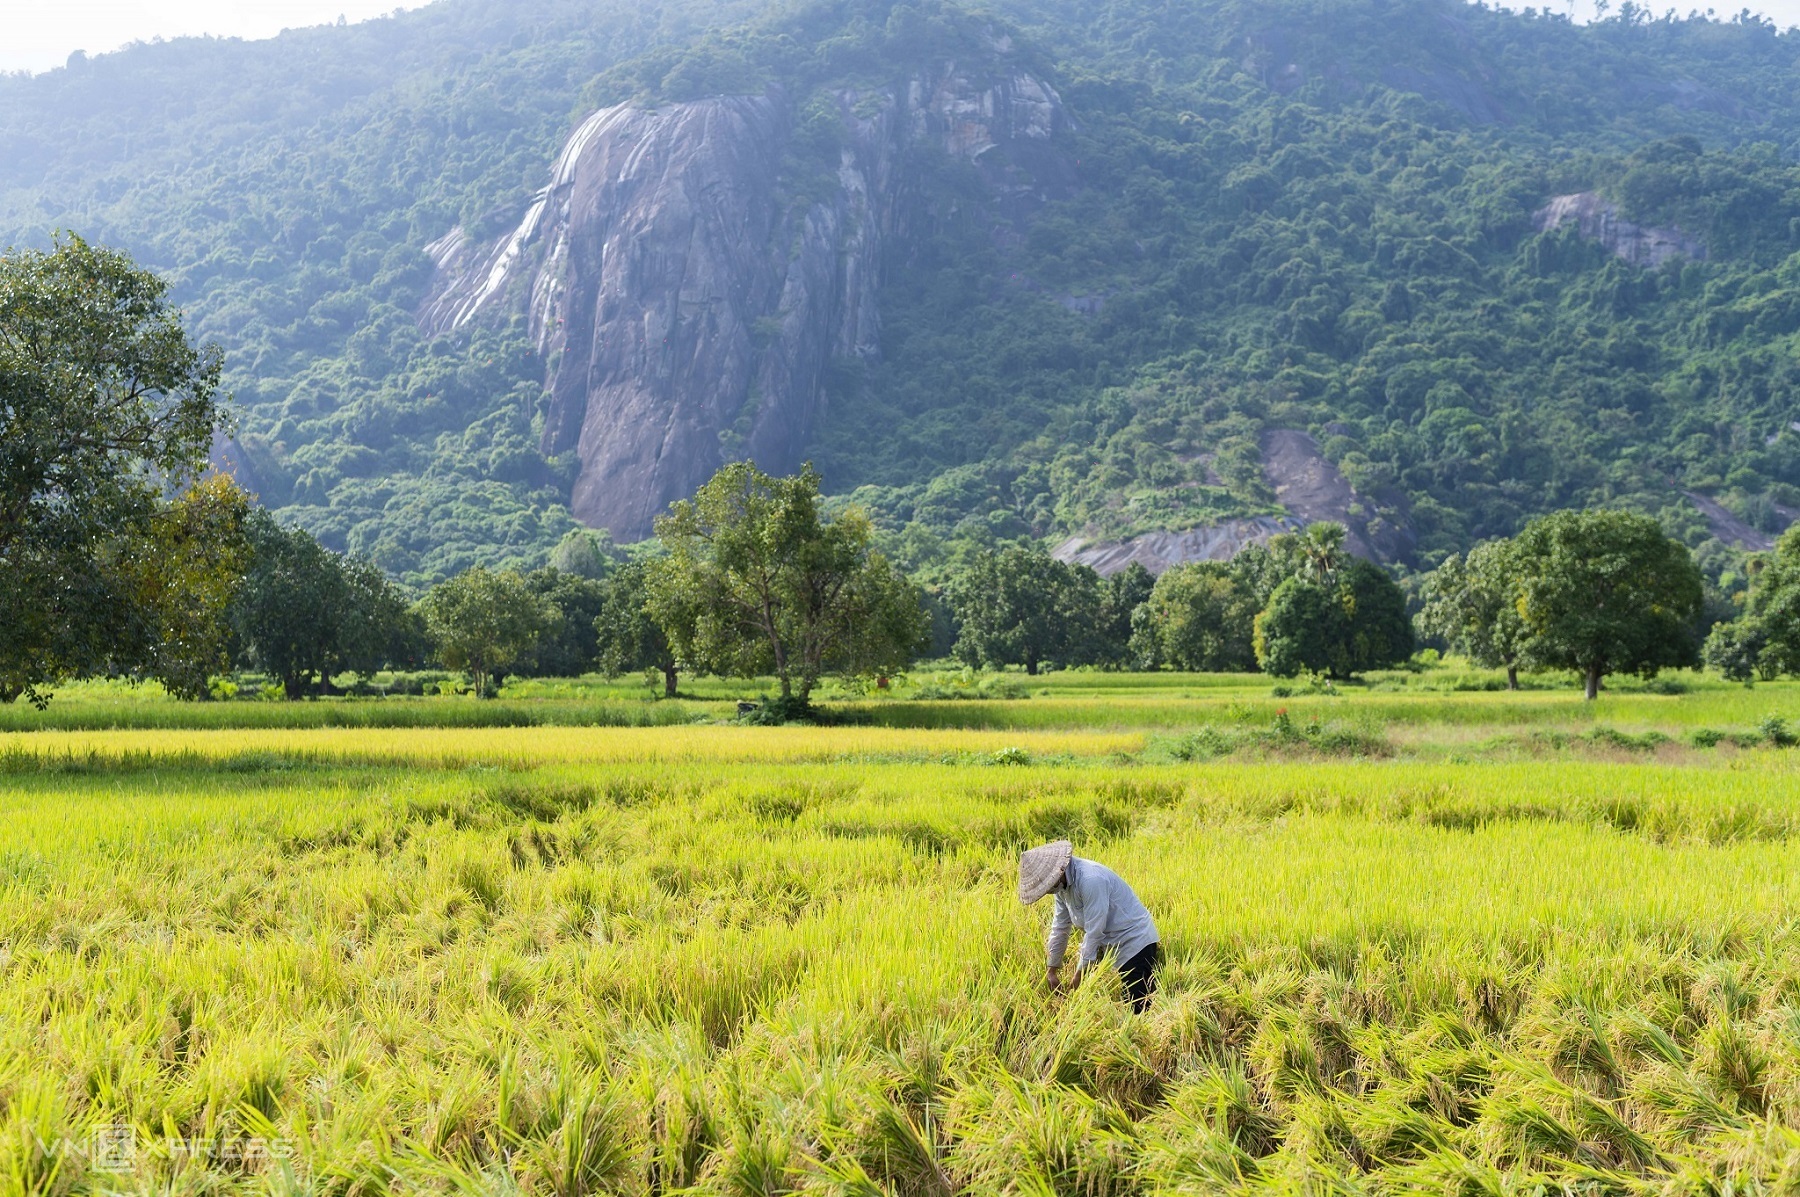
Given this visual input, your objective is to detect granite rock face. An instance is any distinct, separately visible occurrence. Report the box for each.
[420,60,1073,539]
[1535,192,1706,268]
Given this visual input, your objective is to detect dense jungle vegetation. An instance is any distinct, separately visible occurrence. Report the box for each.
[5,0,1800,586]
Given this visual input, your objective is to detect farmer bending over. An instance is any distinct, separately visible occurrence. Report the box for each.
[1018,839,1161,1012]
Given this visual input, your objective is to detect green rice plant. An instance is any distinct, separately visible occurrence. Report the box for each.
[12,687,1800,1191]
[945,1072,1138,1197]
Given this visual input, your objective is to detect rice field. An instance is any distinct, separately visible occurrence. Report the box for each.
[7,674,1800,1193]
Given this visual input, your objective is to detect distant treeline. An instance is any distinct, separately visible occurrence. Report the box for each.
[3,236,1784,710]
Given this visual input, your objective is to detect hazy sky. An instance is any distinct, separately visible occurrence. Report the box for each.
[2,0,1798,75]
[0,2,428,74]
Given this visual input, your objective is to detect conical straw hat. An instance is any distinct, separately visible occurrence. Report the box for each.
[1018,840,1073,904]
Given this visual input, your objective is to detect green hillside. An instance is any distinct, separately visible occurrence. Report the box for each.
[5,0,1800,586]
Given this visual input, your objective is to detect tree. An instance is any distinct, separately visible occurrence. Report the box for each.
[419,567,555,697]
[232,513,410,698]
[1416,541,1529,688]
[1336,558,1415,676]
[947,545,1101,675]
[550,528,615,580]
[647,463,928,706]
[1253,577,1338,678]
[123,474,254,700]
[0,236,228,705]
[1092,563,1156,669]
[1130,561,1261,672]
[595,560,684,698]
[1255,557,1413,678]
[1702,526,1800,682]
[1269,522,1351,586]
[1511,509,1703,700]
[523,568,610,678]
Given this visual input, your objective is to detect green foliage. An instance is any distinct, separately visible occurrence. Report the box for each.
[805,1,1800,567]
[549,529,617,581]
[1416,539,1530,688]
[647,463,929,703]
[0,0,772,587]
[521,569,610,680]
[12,0,1800,581]
[231,511,413,698]
[1129,523,1412,677]
[1130,561,1262,672]
[1512,509,1705,699]
[129,475,258,702]
[1704,524,1800,681]
[1255,557,1413,679]
[594,560,682,698]
[419,566,557,696]
[946,544,1104,675]
[0,236,235,705]
[1095,564,1156,670]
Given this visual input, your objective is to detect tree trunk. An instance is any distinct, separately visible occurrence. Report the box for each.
[1584,664,1601,701]
[1026,656,1039,676]
[1505,664,1518,691]
[283,673,308,701]
[662,665,678,699]
[0,684,19,705]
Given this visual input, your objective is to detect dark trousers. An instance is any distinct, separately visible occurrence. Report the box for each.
[1119,941,1161,1012]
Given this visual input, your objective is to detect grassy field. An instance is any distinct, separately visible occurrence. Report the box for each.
[6,671,1800,1193]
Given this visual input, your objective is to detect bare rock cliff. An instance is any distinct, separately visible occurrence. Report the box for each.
[420,62,1072,539]
[1535,192,1706,269]
[1051,430,1414,577]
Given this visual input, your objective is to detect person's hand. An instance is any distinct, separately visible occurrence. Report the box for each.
[1046,968,1064,992]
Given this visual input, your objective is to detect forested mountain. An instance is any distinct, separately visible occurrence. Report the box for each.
[5,0,1800,588]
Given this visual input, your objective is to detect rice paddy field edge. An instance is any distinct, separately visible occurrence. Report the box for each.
[7,674,1800,1193]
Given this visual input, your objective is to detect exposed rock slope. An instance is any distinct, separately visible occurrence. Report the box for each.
[421,61,1072,538]
[1053,517,1305,576]
[1053,430,1413,577]
[1535,192,1706,268]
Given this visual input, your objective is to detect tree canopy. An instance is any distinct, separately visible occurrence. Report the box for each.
[420,567,556,696]
[1416,539,1530,689]
[648,462,928,707]
[6,1,1800,582]
[1511,509,1704,699]
[231,511,412,699]
[0,236,237,704]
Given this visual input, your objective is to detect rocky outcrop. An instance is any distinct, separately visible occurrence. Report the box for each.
[419,60,1073,539]
[1055,430,1413,577]
[1261,429,1413,561]
[1686,491,1777,551]
[1535,192,1705,269]
[1053,517,1304,577]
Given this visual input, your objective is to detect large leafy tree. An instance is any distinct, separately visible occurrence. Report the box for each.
[947,545,1103,675]
[1130,561,1262,672]
[595,559,684,698]
[1512,510,1704,700]
[1703,526,1800,682]
[1255,556,1413,679]
[647,463,928,705]
[523,568,611,679]
[420,567,555,697]
[0,236,234,704]
[1416,540,1529,688]
[1092,563,1156,669]
[231,511,410,698]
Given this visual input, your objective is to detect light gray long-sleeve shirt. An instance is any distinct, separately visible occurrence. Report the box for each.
[1046,856,1159,971]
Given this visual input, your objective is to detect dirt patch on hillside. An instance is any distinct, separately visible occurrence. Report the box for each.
[1053,516,1303,576]
[1685,491,1774,551]
[1261,429,1412,560]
